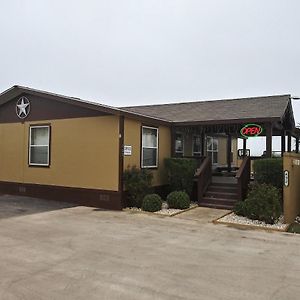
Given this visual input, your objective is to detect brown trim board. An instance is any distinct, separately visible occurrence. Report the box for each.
[118,115,125,205]
[0,181,123,210]
[173,117,281,126]
[0,93,109,124]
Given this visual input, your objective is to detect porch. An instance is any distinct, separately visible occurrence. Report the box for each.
[124,94,300,209]
[171,118,300,209]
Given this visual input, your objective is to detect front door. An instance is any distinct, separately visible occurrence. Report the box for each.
[206,136,218,165]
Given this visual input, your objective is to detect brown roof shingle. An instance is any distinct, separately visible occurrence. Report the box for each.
[121,95,291,124]
[0,86,292,126]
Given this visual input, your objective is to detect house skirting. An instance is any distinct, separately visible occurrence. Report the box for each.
[0,181,123,210]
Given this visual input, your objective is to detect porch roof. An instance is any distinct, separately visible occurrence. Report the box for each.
[122,94,293,126]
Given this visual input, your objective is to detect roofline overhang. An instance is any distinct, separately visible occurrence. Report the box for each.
[0,85,171,126]
[0,86,295,129]
[280,97,296,129]
[173,117,282,127]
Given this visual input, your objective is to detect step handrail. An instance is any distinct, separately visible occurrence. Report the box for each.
[197,156,212,204]
[236,156,251,201]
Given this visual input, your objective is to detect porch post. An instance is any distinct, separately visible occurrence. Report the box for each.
[243,138,247,157]
[287,132,292,152]
[265,123,272,158]
[227,134,232,172]
[281,130,286,157]
[296,137,299,153]
[171,126,176,157]
[201,132,205,157]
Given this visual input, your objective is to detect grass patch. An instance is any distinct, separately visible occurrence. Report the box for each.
[288,222,300,234]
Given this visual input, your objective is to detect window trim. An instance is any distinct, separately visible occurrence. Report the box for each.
[141,125,159,169]
[175,132,184,155]
[29,125,51,167]
[192,134,202,156]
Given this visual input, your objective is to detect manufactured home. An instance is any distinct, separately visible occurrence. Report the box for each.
[0,86,298,210]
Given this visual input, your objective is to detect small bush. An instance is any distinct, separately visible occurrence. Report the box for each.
[142,194,162,212]
[165,158,197,196]
[234,201,245,216]
[234,183,281,224]
[253,158,283,190]
[167,191,190,209]
[123,166,153,208]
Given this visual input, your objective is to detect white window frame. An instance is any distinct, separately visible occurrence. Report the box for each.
[206,136,218,165]
[175,132,184,155]
[192,134,202,156]
[141,126,159,168]
[29,125,50,167]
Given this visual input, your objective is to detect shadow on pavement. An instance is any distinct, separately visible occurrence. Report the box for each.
[0,194,77,220]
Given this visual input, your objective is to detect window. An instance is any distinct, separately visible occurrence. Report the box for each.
[175,133,184,155]
[141,126,158,168]
[193,135,202,156]
[29,126,50,166]
[206,136,218,164]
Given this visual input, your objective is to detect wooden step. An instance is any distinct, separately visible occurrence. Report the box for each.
[208,185,238,193]
[202,197,237,207]
[199,202,234,210]
[210,182,237,187]
[197,178,240,209]
[205,190,238,200]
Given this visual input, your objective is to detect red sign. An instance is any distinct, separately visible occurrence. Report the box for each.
[240,124,262,138]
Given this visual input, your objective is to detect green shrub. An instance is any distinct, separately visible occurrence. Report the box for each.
[123,166,153,208]
[234,201,245,216]
[253,158,283,190]
[167,191,190,209]
[234,183,281,224]
[142,194,162,212]
[165,158,197,196]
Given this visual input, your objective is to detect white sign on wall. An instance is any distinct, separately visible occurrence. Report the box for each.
[123,145,132,156]
[284,170,289,187]
[292,159,300,166]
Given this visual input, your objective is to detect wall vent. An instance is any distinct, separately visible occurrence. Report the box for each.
[99,194,110,202]
[18,186,26,193]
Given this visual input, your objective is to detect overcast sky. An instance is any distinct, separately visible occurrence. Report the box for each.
[1,0,300,155]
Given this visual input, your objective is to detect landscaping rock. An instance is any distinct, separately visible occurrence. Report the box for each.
[218,212,287,231]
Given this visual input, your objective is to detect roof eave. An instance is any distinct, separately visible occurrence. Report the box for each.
[173,117,282,127]
[0,86,171,126]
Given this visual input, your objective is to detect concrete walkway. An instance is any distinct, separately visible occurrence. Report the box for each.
[174,206,229,223]
[0,195,299,300]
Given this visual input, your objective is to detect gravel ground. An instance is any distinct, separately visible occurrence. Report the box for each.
[218,212,288,231]
[124,201,198,216]
[154,202,197,216]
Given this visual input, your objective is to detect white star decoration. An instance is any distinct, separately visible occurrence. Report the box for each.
[16,97,30,118]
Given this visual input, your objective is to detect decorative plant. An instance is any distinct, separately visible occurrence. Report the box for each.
[234,183,281,224]
[164,158,197,196]
[253,158,283,190]
[142,194,162,212]
[166,191,190,209]
[123,166,153,208]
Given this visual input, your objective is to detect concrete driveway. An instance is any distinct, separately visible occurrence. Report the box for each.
[0,194,76,220]
[0,195,299,300]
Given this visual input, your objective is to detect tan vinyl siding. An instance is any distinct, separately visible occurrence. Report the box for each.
[0,116,119,191]
[124,118,171,186]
